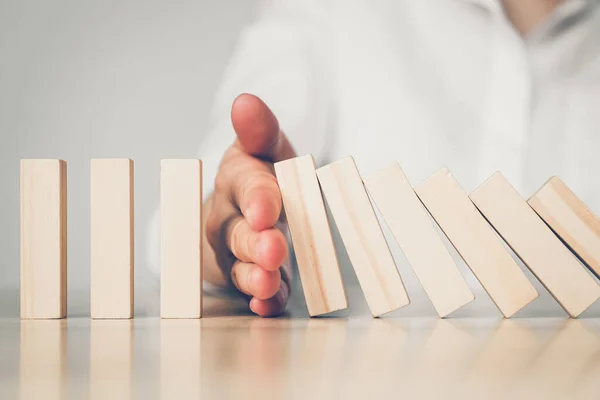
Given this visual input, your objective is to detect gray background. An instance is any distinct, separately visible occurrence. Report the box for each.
[0,0,254,315]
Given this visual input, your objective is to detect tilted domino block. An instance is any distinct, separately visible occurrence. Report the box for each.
[317,157,409,317]
[528,176,600,279]
[20,159,67,319]
[470,172,600,317]
[274,155,348,316]
[415,167,538,318]
[90,159,134,319]
[364,163,474,317]
[161,159,203,319]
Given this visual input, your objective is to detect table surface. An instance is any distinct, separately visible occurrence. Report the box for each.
[1,286,600,400]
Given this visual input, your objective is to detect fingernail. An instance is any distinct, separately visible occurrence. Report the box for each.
[249,297,258,314]
[256,235,267,264]
[244,206,256,225]
[230,268,240,291]
[247,268,256,295]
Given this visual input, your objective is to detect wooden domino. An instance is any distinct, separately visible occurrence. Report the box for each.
[364,163,473,317]
[20,159,67,319]
[274,155,348,316]
[90,159,134,319]
[160,160,202,319]
[317,157,409,317]
[470,172,600,317]
[415,167,538,318]
[528,176,600,279]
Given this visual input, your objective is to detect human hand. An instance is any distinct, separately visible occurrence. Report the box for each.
[205,93,295,317]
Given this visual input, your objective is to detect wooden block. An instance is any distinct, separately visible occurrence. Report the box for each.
[20,159,67,319]
[528,176,600,279]
[415,167,538,318]
[364,163,474,317]
[470,172,600,317]
[274,155,347,316]
[316,157,409,317]
[160,159,202,319]
[90,159,134,319]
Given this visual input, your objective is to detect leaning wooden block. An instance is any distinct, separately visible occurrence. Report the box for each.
[364,163,473,318]
[20,159,67,319]
[529,176,600,279]
[161,160,202,319]
[415,168,538,318]
[274,155,348,316]
[317,157,409,317]
[90,159,134,319]
[470,172,600,317]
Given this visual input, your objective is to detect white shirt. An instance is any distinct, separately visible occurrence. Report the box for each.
[199,0,600,205]
[148,0,600,299]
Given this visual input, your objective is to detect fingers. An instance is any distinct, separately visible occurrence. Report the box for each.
[231,261,282,300]
[231,169,282,231]
[231,93,296,162]
[249,280,290,317]
[226,216,287,271]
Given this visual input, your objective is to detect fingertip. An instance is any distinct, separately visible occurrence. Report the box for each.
[231,94,280,156]
[256,229,288,270]
[249,267,281,300]
[244,190,281,231]
[249,281,289,317]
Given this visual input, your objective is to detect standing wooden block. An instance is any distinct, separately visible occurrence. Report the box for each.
[415,168,538,318]
[90,159,134,319]
[470,172,600,317]
[528,176,600,279]
[364,163,473,317]
[20,159,67,319]
[316,157,409,317]
[274,155,347,316]
[161,159,202,319]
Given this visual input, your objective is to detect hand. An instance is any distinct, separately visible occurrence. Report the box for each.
[205,93,296,317]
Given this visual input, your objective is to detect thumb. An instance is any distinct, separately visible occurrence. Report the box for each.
[230,93,295,162]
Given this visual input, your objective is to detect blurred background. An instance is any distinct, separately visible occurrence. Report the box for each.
[0,0,254,315]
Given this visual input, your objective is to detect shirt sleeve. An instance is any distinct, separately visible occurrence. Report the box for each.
[146,0,335,276]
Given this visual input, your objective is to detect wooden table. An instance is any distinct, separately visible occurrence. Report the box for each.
[1,287,600,399]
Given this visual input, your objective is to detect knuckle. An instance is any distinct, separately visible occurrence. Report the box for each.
[228,218,246,252]
[238,170,277,199]
[214,171,229,194]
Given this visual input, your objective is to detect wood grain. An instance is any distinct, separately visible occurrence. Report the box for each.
[90,159,134,319]
[274,155,348,316]
[317,157,409,317]
[528,176,600,279]
[160,160,202,319]
[364,163,473,317]
[20,159,67,319]
[415,167,538,318]
[470,172,600,317]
